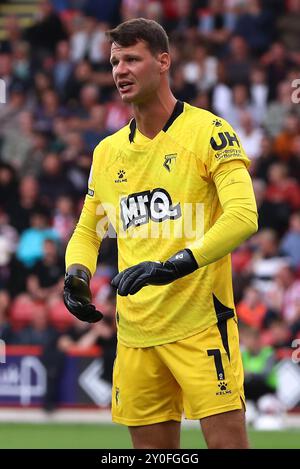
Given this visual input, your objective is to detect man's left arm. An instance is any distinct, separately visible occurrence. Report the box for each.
[187,160,258,267]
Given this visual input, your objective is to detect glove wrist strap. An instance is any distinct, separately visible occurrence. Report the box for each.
[66,265,91,284]
[166,249,198,276]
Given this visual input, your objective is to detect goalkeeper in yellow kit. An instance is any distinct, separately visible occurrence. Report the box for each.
[63,18,258,449]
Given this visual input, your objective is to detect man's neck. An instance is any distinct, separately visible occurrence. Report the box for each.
[133,92,177,140]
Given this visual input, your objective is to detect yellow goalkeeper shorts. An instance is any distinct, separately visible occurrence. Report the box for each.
[112,318,245,426]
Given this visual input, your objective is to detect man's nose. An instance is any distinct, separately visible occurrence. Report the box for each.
[115,61,129,76]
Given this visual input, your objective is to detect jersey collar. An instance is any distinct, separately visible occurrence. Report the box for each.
[128,100,184,143]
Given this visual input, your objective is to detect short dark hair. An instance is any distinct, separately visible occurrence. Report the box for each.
[106,18,169,55]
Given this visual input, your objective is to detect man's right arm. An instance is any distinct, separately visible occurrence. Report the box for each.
[64,147,109,322]
[65,195,109,277]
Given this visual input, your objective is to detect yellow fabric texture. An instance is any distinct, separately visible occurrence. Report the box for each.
[112,318,245,425]
[66,103,258,347]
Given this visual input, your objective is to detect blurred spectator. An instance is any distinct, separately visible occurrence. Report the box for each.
[264,80,300,137]
[0,210,18,270]
[273,113,300,162]
[1,111,35,172]
[82,105,110,151]
[253,135,278,181]
[197,0,236,55]
[0,16,23,55]
[0,163,18,213]
[211,61,232,118]
[83,0,121,24]
[104,91,132,133]
[53,40,74,100]
[31,71,54,106]
[233,1,274,56]
[0,290,14,343]
[261,318,292,350]
[253,179,291,234]
[280,212,300,269]
[171,67,198,103]
[0,77,29,139]
[262,42,294,102]
[35,89,66,133]
[250,66,268,123]
[241,326,277,402]
[13,302,58,346]
[64,60,93,106]
[38,152,75,206]
[8,176,44,233]
[24,0,67,57]
[53,195,76,245]
[265,163,300,211]
[26,239,64,302]
[267,265,300,327]
[90,39,116,104]
[16,209,59,268]
[288,135,300,181]
[223,35,252,87]
[60,131,86,163]
[221,83,255,128]
[237,286,269,329]
[12,41,31,83]
[77,84,100,121]
[249,228,288,295]
[236,111,263,161]
[277,0,300,53]
[183,42,218,92]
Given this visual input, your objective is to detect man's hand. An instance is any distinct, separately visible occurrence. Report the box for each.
[111,249,198,296]
[63,268,103,323]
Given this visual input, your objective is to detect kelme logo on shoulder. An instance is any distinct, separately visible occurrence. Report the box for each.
[120,188,181,231]
[115,170,127,183]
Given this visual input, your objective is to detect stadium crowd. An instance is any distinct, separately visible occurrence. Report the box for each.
[0,0,300,410]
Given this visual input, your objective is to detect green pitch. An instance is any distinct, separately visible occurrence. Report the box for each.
[0,424,299,449]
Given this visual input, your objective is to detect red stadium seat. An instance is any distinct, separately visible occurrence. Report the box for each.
[90,275,110,297]
[48,299,75,332]
[10,296,43,331]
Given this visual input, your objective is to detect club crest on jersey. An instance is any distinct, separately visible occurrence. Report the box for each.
[115,170,127,183]
[120,188,181,231]
[163,153,177,172]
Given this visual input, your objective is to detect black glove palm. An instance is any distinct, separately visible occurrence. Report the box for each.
[63,269,103,323]
[111,249,198,296]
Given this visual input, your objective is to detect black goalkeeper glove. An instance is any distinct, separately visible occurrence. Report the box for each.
[111,249,198,296]
[63,267,103,323]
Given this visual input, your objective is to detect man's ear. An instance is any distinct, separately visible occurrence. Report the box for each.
[158,52,171,73]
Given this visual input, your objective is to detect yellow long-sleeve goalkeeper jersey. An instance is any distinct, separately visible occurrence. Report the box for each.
[66,101,258,347]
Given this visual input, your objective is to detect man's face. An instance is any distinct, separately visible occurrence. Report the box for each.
[110,41,162,104]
